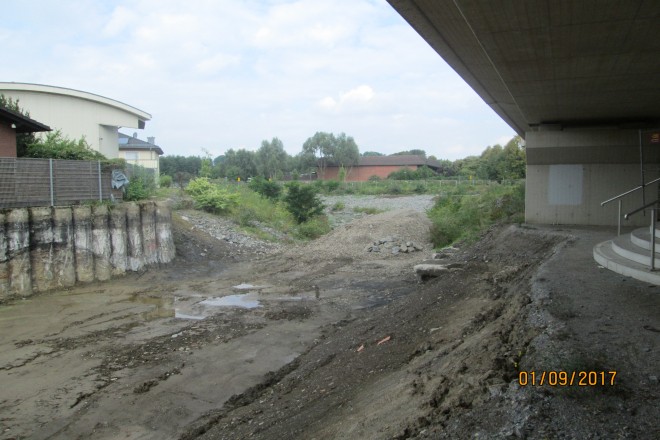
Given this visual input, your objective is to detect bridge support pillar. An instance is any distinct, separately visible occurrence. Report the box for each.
[525,128,658,226]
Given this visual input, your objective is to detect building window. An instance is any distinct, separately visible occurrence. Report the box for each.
[124,152,138,161]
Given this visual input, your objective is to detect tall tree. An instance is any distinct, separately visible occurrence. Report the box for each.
[333,133,360,176]
[302,132,336,179]
[392,149,426,158]
[220,148,258,180]
[500,135,526,180]
[302,131,360,179]
[256,137,288,179]
[160,155,203,176]
[290,151,317,175]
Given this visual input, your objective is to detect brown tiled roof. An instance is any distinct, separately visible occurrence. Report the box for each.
[358,155,439,167]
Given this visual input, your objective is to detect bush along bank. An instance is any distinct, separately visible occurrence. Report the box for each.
[428,182,525,248]
[184,178,330,241]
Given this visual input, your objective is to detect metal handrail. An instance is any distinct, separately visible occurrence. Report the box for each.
[624,199,659,220]
[652,209,657,271]
[601,177,660,206]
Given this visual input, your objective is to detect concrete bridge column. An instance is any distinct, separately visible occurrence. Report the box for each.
[525,128,658,227]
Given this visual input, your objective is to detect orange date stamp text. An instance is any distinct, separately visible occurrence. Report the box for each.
[518,370,617,387]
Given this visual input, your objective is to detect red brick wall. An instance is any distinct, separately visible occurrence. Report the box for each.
[0,121,17,157]
[322,165,419,182]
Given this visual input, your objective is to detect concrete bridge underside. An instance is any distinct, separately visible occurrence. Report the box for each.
[388,0,660,226]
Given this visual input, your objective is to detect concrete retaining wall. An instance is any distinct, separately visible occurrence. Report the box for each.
[0,201,175,300]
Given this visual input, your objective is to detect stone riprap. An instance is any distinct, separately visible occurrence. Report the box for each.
[365,236,424,254]
[0,201,175,299]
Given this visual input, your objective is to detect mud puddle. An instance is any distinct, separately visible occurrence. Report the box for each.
[124,285,318,321]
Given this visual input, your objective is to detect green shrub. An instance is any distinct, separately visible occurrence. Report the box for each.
[249,176,282,200]
[22,130,106,161]
[368,175,381,181]
[296,215,331,239]
[228,185,295,234]
[387,168,417,180]
[159,174,173,188]
[284,182,325,223]
[185,178,238,213]
[236,205,258,226]
[388,183,402,194]
[185,177,216,197]
[338,166,347,182]
[193,187,238,213]
[124,166,156,201]
[388,165,437,181]
[325,180,340,192]
[124,179,150,201]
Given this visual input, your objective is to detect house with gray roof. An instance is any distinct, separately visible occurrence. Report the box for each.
[118,132,163,179]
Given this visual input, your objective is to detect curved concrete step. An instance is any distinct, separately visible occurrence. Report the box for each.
[631,227,660,252]
[594,240,660,285]
[611,234,660,267]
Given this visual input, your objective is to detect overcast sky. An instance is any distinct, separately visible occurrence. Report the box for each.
[1,0,514,159]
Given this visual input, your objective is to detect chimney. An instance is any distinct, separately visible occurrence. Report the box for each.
[147,136,155,145]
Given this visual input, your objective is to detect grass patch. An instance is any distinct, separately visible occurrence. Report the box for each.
[309,179,519,196]
[295,215,331,239]
[330,201,345,212]
[227,185,295,234]
[427,182,525,248]
[353,206,385,215]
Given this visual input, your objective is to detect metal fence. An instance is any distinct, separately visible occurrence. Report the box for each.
[0,157,118,208]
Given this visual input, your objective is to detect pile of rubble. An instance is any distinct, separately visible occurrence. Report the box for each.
[364,236,423,254]
[413,246,465,281]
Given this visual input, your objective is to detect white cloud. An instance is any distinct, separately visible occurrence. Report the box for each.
[195,53,241,74]
[342,85,374,103]
[494,135,515,146]
[103,6,138,37]
[318,96,338,110]
[318,85,375,112]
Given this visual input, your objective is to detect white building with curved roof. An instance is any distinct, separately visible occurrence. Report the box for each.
[0,82,151,158]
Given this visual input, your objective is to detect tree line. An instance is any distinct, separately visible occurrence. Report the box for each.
[161,133,526,182]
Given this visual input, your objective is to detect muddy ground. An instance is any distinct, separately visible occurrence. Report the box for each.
[1,204,658,439]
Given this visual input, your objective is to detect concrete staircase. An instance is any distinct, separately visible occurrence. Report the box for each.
[593,227,660,285]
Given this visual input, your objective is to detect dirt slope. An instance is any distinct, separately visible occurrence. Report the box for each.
[185,225,659,440]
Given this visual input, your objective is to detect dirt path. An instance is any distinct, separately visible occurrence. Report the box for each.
[1,207,658,440]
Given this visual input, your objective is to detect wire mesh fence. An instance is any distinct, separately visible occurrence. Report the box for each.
[0,157,119,208]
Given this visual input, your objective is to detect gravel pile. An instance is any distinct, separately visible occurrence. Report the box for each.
[177,209,283,256]
[280,209,432,263]
[322,194,436,213]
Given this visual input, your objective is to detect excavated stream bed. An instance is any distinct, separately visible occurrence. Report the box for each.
[1,207,658,440]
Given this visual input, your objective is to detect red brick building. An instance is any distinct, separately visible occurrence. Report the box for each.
[0,106,50,157]
[321,155,442,181]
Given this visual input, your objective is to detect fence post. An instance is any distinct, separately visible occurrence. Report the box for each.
[98,160,103,201]
[49,159,54,206]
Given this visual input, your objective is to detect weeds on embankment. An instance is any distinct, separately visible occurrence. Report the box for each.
[427,182,525,248]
